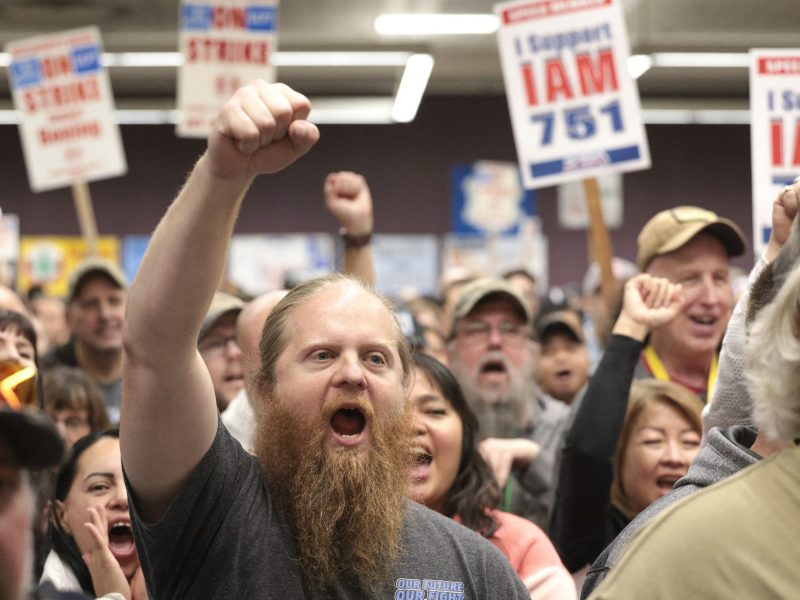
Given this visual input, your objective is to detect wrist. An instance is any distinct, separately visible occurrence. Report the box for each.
[612,313,650,341]
[339,227,373,249]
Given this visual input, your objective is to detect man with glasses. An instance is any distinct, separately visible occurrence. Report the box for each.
[447,278,570,527]
[634,206,747,401]
[198,292,244,413]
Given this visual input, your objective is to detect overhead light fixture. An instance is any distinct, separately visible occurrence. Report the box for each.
[627,54,653,79]
[375,13,499,35]
[650,52,749,68]
[0,51,433,125]
[392,54,435,122]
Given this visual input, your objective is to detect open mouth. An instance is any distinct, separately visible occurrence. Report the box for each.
[412,446,433,466]
[223,374,244,384]
[689,315,716,326]
[555,368,573,381]
[656,475,681,492]
[330,407,366,437]
[107,520,136,559]
[481,361,507,374]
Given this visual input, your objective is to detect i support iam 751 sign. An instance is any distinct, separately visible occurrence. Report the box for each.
[750,49,800,257]
[494,0,650,189]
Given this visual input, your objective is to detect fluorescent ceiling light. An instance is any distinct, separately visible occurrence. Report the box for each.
[375,13,499,35]
[392,54,434,122]
[651,52,749,68]
[627,54,653,79]
[0,51,413,68]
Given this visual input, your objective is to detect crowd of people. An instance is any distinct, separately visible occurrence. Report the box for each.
[1,80,799,599]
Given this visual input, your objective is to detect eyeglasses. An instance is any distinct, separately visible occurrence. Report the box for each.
[453,321,530,345]
[198,335,240,357]
[0,362,37,411]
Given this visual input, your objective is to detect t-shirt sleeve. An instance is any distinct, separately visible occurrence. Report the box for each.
[124,419,266,599]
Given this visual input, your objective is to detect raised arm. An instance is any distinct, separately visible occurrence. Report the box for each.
[549,274,683,571]
[324,171,375,285]
[120,81,319,521]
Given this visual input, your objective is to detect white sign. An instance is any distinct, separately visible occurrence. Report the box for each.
[5,27,127,192]
[750,49,800,257]
[177,0,278,137]
[228,233,333,296]
[371,234,439,298]
[494,0,650,189]
[557,173,622,229]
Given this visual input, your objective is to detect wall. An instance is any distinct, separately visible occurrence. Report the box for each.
[0,95,756,288]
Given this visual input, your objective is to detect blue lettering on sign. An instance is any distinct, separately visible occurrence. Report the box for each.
[182,4,213,30]
[246,6,277,31]
[772,175,798,186]
[9,57,42,89]
[71,45,101,74]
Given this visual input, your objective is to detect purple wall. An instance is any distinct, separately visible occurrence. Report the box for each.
[0,95,755,288]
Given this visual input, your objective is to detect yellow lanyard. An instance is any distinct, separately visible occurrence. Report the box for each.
[642,345,718,400]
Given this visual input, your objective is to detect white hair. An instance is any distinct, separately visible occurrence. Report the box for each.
[747,263,800,442]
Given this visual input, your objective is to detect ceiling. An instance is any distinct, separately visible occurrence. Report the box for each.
[0,0,799,120]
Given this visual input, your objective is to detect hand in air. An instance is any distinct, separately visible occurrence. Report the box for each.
[324,171,374,235]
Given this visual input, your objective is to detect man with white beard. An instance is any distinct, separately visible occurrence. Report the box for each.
[447,278,570,527]
[120,81,529,598]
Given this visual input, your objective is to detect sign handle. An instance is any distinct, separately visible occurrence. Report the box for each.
[583,177,616,309]
[71,180,99,257]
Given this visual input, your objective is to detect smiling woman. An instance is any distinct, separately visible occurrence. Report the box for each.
[42,430,147,599]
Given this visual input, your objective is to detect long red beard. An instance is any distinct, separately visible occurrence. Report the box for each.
[254,390,412,595]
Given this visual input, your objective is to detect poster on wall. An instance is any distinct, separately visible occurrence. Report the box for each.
[442,217,548,290]
[750,49,800,257]
[557,173,622,229]
[228,233,333,296]
[5,27,127,192]
[19,236,120,297]
[451,161,536,235]
[494,0,650,189]
[177,0,278,137]
[369,234,439,299]
[0,215,20,289]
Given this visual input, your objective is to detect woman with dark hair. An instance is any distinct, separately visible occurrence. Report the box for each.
[409,352,575,599]
[42,429,147,599]
[43,367,111,449]
[0,308,41,408]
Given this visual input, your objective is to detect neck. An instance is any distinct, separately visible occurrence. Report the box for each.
[648,337,713,390]
[74,341,122,383]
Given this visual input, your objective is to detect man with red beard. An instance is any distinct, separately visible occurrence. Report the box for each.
[446,278,571,528]
[120,81,529,599]
[634,206,747,400]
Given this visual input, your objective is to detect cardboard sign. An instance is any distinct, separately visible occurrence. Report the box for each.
[5,27,127,192]
[177,0,278,137]
[750,49,800,256]
[494,0,650,189]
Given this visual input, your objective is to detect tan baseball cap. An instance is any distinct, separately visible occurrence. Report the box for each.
[636,206,747,271]
[534,309,585,344]
[67,257,127,304]
[448,277,531,338]
[199,292,244,341]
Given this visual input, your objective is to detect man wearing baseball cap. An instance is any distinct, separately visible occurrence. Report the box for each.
[634,206,747,400]
[447,277,570,527]
[42,257,127,423]
[198,292,245,413]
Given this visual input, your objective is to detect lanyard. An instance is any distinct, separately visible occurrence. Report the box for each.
[641,345,718,400]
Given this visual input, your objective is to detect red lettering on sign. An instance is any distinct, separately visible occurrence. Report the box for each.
[213,6,247,29]
[41,55,71,79]
[545,58,574,102]
[576,49,617,95]
[772,120,784,167]
[185,38,269,64]
[758,57,800,75]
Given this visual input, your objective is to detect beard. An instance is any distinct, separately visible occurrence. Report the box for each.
[450,352,535,440]
[254,390,412,596]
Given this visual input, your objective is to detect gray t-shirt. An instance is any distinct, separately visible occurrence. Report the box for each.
[126,422,529,599]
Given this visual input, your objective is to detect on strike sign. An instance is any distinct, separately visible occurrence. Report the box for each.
[750,49,800,257]
[5,27,127,193]
[177,0,278,138]
[494,0,650,189]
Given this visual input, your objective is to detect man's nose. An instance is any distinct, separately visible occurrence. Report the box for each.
[331,353,367,389]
